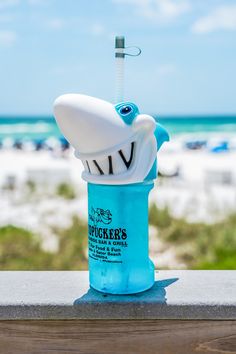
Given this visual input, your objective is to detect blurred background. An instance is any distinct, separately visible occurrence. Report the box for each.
[0,0,236,270]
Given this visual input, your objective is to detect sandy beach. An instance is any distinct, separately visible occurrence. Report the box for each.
[1,139,236,231]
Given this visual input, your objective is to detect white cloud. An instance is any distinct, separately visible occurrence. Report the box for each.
[0,30,16,46]
[192,5,236,34]
[90,23,105,36]
[47,18,65,30]
[113,0,190,22]
[0,0,19,8]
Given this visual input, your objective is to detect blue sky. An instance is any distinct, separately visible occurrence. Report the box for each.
[0,0,235,115]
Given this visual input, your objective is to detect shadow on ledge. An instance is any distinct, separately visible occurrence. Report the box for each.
[74,277,179,305]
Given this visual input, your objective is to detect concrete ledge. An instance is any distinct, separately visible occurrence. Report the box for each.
[0,270,235,320]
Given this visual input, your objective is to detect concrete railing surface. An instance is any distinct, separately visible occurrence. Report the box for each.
[0,270,235,354]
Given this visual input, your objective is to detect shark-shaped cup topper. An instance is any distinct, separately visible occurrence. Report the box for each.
[54,94,169,185]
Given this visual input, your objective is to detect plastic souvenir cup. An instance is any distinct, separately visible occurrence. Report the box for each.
[54,94,169,294]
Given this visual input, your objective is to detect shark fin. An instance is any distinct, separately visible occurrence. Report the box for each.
[155,123,170,151]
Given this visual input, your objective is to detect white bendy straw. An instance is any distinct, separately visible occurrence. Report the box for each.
[115,36,141,103]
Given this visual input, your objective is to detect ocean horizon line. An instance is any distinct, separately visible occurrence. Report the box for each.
[0,114,236,120]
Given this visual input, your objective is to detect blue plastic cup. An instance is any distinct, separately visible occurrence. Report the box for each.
[88,182,154,294]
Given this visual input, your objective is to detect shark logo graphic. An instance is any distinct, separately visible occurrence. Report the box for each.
[54,94,169,184]
[89,208,112,226]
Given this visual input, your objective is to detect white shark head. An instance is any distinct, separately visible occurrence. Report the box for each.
[54,94,169,185]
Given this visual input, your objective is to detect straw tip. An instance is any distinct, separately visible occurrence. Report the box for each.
[115,36,125,49]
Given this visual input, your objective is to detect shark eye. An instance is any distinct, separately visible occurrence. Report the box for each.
[120,106,132,115]
[115,102,139,125]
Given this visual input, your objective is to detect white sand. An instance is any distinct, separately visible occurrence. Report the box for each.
[154,142,236,221]
[1,144,236,238]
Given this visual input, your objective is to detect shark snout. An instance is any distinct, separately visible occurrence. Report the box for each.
[53,94,133,154]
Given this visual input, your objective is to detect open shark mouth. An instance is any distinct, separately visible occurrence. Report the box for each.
[81,142,135,176]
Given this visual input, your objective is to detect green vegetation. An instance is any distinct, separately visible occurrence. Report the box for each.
[149,204,236,270]
[52,216,88,269]
[0,217,87,270]
[0,225,52,270]
[56,183,76,199]
[0,206,235,270]
[26,180,36,193]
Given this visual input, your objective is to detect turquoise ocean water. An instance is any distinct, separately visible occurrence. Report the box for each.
[0,115,236,142]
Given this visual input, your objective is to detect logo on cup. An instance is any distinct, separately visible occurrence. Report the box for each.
[89,207,112,226]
